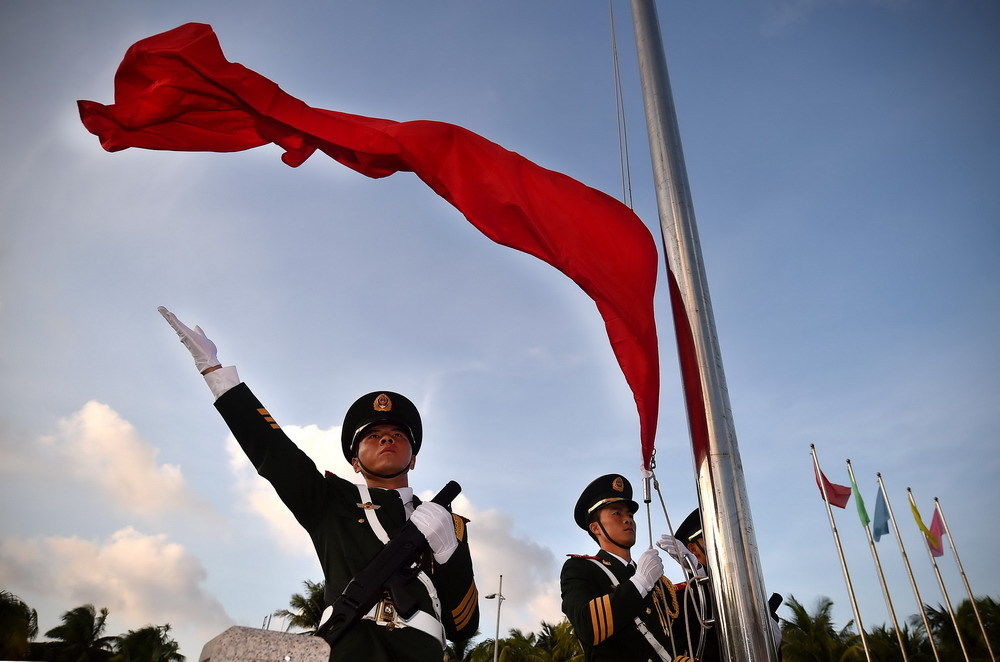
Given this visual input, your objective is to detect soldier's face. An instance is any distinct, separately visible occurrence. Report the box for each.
[593,504,637,549]
[353,423,415,475]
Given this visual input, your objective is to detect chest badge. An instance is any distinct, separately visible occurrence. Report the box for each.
[357,502,381,510]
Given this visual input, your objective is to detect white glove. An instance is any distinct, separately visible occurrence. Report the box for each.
[629,547,663,597]
[657,534,696,565]
[158,306,220,373]
[410,502,459,564]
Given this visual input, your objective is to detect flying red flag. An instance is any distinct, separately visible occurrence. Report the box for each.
[78,23,661,464]
[813,466,852,508]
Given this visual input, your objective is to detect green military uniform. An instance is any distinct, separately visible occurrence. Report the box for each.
[561,474,696,662]
[215,384,479,661]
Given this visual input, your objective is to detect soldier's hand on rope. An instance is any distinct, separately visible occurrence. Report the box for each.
[411,502,459,564]
[629,547,664,596]
[158,306,221,374]
[657,534,696,566]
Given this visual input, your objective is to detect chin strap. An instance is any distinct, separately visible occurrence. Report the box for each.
[597,521,634,551]
[356,458,411,480]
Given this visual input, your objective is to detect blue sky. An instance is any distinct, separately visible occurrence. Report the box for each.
[1,0,997,657]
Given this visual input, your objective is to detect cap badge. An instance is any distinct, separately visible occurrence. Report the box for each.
[373,393,393,412]
[612,476,624,492]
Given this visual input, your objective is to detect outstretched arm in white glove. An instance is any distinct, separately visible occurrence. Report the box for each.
[158,306,240,400]
[410,502,459,564]
[629,547,664,597]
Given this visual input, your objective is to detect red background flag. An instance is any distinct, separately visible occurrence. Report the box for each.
[813,466,852,508]
[78,23,661,463]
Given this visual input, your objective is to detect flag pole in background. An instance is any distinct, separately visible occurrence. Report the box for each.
[875,473,941,662]
[908,488,971,662]
[810,445,872,661]
[934,497,996,661]
[846,460,908,661]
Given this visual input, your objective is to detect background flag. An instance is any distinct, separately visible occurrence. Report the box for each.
[928,509,946,557]
[872,486,890,542]
[910,501,944,557]
[77,23,662,465]
[849,472,870,527]
[814,466,852,508]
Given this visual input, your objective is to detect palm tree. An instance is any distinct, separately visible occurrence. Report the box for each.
[45,604,115,662]
[0,590,38,660]
[780,594,859,662]
[445,636,476,661]
[530,620,583,662]
[273,579,325,634]
[110,624,184,662]
[923,597,998,661]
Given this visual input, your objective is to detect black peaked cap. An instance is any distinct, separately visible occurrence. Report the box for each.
[341,391,422,461]
[573,473,639,530]
[675,508,703,543]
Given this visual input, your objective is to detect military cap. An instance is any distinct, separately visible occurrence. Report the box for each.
[341,391,422,462]
[675,508,703,544]
[574,473,639,530]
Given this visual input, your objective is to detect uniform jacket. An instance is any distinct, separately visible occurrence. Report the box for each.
[215,383,479,648]
[561,549,697,662]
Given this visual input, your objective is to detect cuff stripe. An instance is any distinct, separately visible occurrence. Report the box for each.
[452,584,478,631]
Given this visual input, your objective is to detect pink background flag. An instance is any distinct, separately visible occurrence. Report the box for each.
[78,23,661,464]
[928,509,946,557]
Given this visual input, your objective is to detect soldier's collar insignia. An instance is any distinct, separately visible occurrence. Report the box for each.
[357,502,381,510]
[373,393,393,411]
[611,476,624,492]
[602,559,612,566]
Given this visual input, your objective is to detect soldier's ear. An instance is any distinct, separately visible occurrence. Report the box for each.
[409,455,416,471]
[588,520,602,540]
[351,457,362,474]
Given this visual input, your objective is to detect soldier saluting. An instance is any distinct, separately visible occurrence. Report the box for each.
[159,307,479,661]
[561,474,696,662]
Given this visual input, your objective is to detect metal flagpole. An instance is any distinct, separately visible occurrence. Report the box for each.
[846,461,908,661]
[907,488,971,662]
[876,473,941,662]
[935,498,996,661]
[629,2,777,659]
[811,447,872,661]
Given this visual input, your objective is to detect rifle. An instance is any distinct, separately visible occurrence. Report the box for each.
[315,480,461,647]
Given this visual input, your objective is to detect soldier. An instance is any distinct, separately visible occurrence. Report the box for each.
[561,474,696,662]
[158,307,478,662]
[661,509,783,659]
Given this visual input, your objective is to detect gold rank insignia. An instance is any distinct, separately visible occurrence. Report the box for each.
[257,408,280,430]
[611,476,624,492]
[357,502,381,510]
[373,393,393,411]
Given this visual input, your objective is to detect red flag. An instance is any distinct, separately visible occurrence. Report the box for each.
[813,466,852,508]
[78,23,660,463]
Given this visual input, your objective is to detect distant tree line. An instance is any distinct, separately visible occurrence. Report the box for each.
[275,579,998,661]
[1,589,183,662]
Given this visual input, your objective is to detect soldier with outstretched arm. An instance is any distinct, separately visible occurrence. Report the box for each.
[158,307,479,662]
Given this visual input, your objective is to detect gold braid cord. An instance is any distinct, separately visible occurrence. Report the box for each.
[651,576,680,637]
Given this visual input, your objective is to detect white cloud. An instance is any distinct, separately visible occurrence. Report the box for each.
[422,492,564,635]
[7,401,205,520]
[225,423,355,556]
[0,527,231,653]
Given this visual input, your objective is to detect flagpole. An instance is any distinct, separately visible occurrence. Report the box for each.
[876,473,941,662]
[846,460,908,661]
[811,446,872,660]
[935,497,996,661]
[629,2,777,659]
[907,488,971,662]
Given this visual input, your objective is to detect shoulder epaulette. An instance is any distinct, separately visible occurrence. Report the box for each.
[566,553,602,560]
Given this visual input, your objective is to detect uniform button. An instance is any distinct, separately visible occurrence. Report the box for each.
[645,607,651,615]
[358,518,365,523]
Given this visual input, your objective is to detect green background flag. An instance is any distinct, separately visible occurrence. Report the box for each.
[849,472,870,527]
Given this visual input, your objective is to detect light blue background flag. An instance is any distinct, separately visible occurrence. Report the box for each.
[873,486,891,542]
